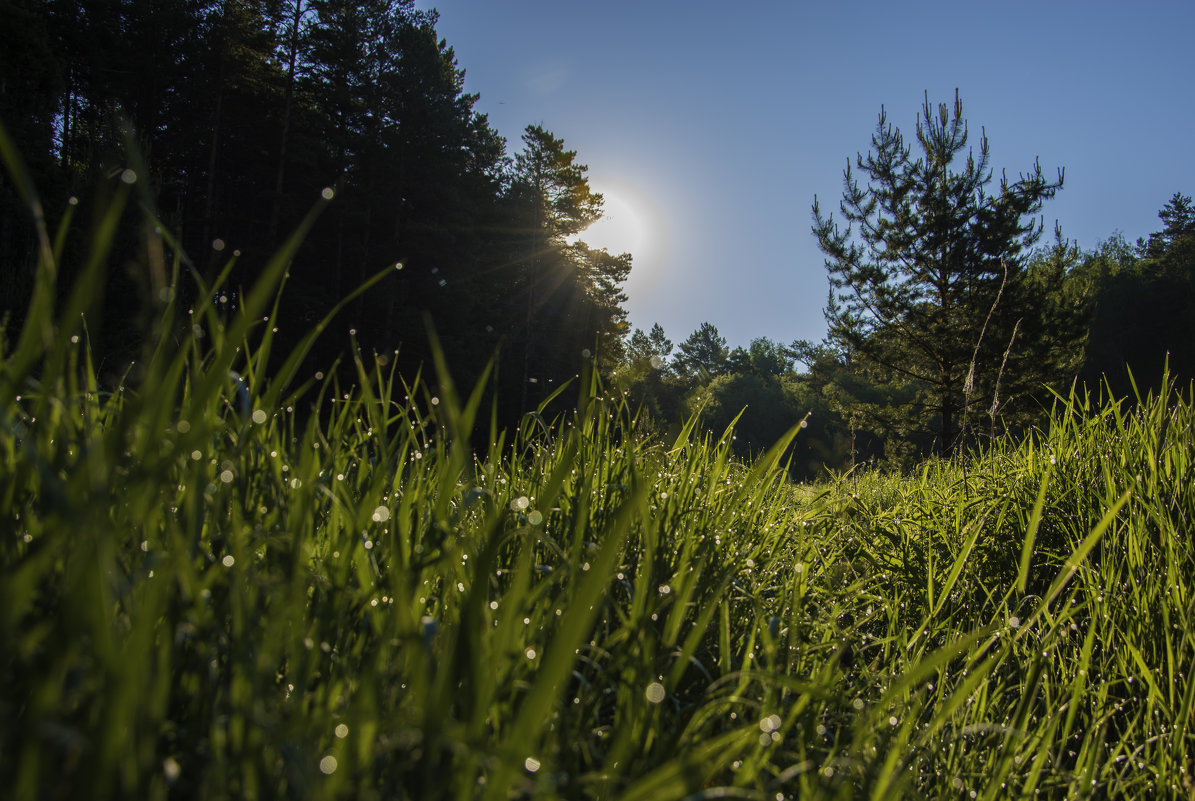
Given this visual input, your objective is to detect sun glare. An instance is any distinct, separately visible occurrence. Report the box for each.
[578,183,649,258]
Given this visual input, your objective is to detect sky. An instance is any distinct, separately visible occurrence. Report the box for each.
[415,0,1195,351]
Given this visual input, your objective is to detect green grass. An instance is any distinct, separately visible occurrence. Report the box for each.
[3,137,1195,799]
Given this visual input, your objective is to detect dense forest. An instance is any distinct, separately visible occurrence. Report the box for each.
[2,0,1193,478]
[0,0,631,426]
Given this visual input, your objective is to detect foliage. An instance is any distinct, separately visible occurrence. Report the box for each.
[812,91,1072,457]
[1080,193,1195,399]
[673,321,729,383]
[503,125,627,411]
[687,371,847,481]
[0,2,632,430]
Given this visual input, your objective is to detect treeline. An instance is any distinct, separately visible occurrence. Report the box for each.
[613,94,1195,477]
[0,0,629,422]
[617,188,1195,478]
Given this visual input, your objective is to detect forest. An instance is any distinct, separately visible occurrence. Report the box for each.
[2,1,1194,478]
[5,3,1195,800]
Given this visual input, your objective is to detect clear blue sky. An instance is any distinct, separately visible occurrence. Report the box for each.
[416,0,1195,351]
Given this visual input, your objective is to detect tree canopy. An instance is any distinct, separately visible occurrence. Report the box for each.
[0,0,633,427]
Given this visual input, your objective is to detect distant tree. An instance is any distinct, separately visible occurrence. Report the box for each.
[727,346,751,375]
[726,338,792,377]
[812,91,1066,456]
[1137,192,1195,260]
[625,322,673,369]
[747,337,792,378]
[617,322,681,427]
[674,322,728,384]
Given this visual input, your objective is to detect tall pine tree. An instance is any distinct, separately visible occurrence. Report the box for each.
[812,91,1066,457]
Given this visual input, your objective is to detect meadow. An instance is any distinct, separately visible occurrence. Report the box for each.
[2,148,1194,799]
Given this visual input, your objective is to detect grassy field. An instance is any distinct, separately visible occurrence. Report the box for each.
[3,147,1194,799]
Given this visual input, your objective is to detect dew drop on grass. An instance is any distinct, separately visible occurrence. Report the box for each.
[335,724,349,739]
[251,409,267,424]
[525,648,536,660]
[524,757,540,773]
[120,168,137,184]
[527,510,543,526]
[321,187,335,200]
[511,496,530,511]
[645,682,666,703]
[372,506,390,522]
[222,555,235,567]
[163,758,181,781]
[319,755,337,774]
[220,470,234,483]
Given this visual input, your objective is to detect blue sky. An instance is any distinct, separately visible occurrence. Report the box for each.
[416,0,1195,350]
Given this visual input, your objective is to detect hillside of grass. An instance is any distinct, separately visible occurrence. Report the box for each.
[3,159,1194,800]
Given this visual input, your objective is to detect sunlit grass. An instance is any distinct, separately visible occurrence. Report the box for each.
[3,131,1193,799]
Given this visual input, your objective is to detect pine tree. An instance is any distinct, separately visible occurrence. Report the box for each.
[674,322,728,384]
[812,91,1065,456]
[508,125,604,409]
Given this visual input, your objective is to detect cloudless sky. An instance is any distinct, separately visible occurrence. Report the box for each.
[415,0,1195,351]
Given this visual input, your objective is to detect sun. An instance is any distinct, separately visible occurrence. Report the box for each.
[578,183,648,258]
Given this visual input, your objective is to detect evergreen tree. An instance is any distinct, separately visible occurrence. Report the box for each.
[507,124,604,409]
[569,241,632,366]
[625,322,673,369]
[812,91,1066,456]
[674,321,728,384]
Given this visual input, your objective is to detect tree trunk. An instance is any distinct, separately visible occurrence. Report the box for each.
[270,0,304,242]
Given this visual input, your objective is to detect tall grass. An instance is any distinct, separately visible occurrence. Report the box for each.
[3,133,1193,799]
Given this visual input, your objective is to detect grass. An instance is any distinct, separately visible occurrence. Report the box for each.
[3,135,1194,799]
